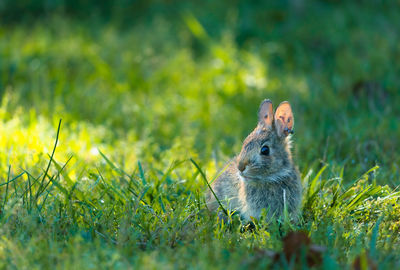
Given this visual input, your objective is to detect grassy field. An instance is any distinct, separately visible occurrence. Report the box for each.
[0,1,400,268]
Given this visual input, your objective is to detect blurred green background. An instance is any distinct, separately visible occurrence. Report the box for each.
[2,0,399,180]
[0,0,400,268]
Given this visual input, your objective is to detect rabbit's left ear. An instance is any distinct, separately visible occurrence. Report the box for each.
[274,101,294,137]
[258,99,274,129]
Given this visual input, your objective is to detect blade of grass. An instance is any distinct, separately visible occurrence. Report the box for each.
[51,155,74,186]
[38,181,56,212]
[0,169,25,187]
[20,171,42,199]
[27,173,32,212]
[370,216,383,258]
[160,159,187,184]
[2,165,11,211]
[37,155,73,201]
[12,169,19,198]
[1,168,25,212]
[209,161,232,185]
[97,168,127,203]
[308,165,327,197]
[137,161,146,185]
[35,119,62,201]
[190,158,228,216]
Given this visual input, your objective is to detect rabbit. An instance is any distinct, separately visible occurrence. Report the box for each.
[207,99,302,221]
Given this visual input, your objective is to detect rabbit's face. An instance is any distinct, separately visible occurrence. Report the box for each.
[236,99,294,183]
[237,128,291,183]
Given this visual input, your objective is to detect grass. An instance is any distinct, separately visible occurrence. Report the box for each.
[0,1,400,268]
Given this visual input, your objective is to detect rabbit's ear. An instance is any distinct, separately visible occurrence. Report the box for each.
[274,101,294,137]
[258,99,274,129]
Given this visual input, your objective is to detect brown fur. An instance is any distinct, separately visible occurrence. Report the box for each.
[207,100,302,221]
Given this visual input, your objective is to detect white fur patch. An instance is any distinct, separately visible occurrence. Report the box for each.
[237,172,245,182]
[283,188,287,207]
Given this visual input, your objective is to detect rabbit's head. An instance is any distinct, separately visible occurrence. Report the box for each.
[237,99,295,183]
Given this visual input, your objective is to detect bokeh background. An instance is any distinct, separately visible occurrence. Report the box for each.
[0,0,399,268]
[1,0,399,182]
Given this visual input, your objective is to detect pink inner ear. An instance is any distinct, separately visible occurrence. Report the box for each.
[258,100,274,128]
[274,102,294,137]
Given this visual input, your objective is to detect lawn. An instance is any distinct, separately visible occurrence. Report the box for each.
[0,1,399,268]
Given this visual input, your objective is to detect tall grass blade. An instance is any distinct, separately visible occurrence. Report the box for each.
[190,158,228,217]
[370,216,382,258]
[35,119,62,201]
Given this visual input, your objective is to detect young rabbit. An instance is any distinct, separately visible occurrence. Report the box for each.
[207,99,302,221]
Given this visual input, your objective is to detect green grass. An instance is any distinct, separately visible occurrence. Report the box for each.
[0,1,400,268]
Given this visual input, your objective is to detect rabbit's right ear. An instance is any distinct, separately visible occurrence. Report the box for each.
[258,99,274,129]
[274,101,294,137]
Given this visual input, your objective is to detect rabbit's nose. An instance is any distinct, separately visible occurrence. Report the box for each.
[238,160,248,172]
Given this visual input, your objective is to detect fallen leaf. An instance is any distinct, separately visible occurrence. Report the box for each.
[281,231,326,267]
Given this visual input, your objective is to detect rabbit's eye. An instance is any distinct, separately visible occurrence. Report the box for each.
[260,145,270,156]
